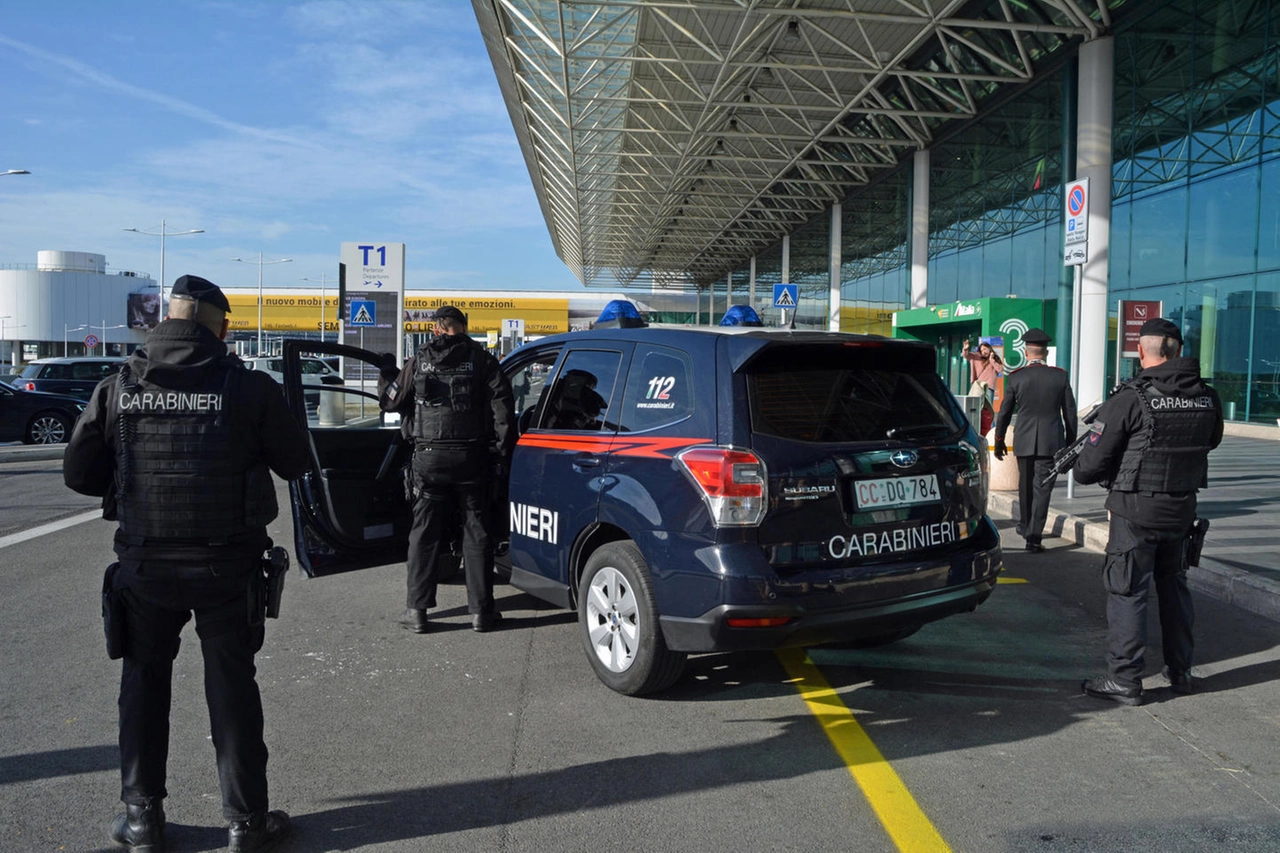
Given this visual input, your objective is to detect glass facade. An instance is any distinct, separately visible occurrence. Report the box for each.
[1110,0,1279,423]
[732,0,1278,424]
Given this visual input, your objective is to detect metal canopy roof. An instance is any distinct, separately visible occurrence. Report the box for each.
[474,1,1117,288]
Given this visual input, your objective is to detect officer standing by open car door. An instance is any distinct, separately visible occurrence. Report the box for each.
[1074,317,1223,706]
[64,274,310,852]
[377,305,515,634]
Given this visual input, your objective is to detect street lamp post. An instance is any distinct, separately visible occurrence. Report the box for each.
[96,320,127,356]
[1,316,29,366]
[124,220,204,309]
[232,254,292,356]
[300,274,334,343]
[64,324,89,357]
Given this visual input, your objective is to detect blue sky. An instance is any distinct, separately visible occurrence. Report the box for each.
[0,1,585,293]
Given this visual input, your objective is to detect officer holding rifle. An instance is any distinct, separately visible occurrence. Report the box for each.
[1074,317,1223,706]
[65,275,310,852]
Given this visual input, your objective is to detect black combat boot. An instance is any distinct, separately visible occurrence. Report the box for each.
[109,800,166,851]
[228,809,291,852]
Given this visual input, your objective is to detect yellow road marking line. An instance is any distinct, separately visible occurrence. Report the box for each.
[997,576,1028,584]
[777,647,951,853]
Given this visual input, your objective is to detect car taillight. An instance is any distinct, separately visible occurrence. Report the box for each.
[23,382,35,391]
[676,446,767,527]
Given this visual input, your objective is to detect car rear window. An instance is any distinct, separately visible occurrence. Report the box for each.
[745,344,961,443]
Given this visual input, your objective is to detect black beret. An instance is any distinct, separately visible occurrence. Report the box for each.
[1022,327,1051,346]
[1139,317,1182,344]
[434,305,467,325]
[170,274,231,313]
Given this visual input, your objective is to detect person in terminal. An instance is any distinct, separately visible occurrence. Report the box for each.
[1074,317,1224,706]
[962,337,1003,402]
[63,274,310,852]
[992,327,1077,553]
[378,305,515,634]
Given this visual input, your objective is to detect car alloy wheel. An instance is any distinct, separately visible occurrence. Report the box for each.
[26,413,69,444]
[578,541,686,695]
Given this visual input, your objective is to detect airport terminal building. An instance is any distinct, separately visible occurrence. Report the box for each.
[3,3,1278,426]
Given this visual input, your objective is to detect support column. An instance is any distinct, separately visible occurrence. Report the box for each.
[829,202,842,331]
[781,234,791,284]
[1056,58,1078,375]
[749,255,756,309]
[726,270,733,316]
[1076,36,1113,409]
[910,149,929,308]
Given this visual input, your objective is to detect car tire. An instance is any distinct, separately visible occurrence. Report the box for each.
[24,411,71,445]
[578,541,686,696]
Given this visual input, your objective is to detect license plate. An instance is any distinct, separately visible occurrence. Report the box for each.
[853,474,941,510]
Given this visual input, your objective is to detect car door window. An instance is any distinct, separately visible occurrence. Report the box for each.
[618,345,694,432]
[542,350,623,432]
[506,348,561,429]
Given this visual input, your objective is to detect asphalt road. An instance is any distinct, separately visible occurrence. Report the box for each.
[3,468,1280,852]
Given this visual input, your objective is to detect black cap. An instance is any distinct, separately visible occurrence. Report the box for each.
[433,305,467,325]
[1139,317,1182,345]
[1022,327,1051,346]
[170,274,231,313]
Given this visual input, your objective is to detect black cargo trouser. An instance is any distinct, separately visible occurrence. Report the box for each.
[115,560,268,821]
[1016,455,1056,543]
[407,444,495,615]
[1102,514,1194,688]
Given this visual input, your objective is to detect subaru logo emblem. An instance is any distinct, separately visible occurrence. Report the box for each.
[890,449,918,468]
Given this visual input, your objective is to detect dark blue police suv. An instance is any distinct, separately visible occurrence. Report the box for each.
[280,324,1001,695]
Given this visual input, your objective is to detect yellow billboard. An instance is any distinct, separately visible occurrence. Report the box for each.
[225,294,339,333]
[839,305,896,337]
[222,294,570,335]
[404,297,568,335]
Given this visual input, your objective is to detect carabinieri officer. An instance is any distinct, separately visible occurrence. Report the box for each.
[65,274,310,853]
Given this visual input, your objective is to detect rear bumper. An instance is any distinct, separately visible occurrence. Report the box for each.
[659,573,998,652]
[657,528,1003,653]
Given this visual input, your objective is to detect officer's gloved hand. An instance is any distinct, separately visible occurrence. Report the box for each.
[377,352,399,381]
[993,438,1007,461]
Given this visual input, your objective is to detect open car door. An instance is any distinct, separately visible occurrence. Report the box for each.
[282,340,410,577]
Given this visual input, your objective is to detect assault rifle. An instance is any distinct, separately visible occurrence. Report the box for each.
[1039,402,1101,487]
[1039,377,1150,487]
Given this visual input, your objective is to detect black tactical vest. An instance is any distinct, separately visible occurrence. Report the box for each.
[410,340,486,443]
[1110,382,1219,493]
[110,361,277,543]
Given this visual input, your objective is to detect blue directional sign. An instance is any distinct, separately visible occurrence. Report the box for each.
[349,299,376,326]
[773,283,798,309]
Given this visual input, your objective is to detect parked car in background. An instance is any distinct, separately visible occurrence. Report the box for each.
[0,379,86,444]
[244,355,343,407]
[17,356,126,400]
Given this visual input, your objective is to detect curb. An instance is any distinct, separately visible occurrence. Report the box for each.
[0,445,67,463]
[988,490,1280,624]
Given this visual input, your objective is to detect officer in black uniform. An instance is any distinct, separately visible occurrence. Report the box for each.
[992,327,1078,552]
[378,306,514,633]
[64,275,309,852]
[1075,317,1223,705]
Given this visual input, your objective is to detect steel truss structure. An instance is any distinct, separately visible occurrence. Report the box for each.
[475,0,1117,288]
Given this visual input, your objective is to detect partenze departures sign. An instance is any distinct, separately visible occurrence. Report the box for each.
[340,242,406,379]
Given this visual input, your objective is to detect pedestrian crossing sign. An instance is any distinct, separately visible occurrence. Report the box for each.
[350,299,376,326]
[773,284,798,309]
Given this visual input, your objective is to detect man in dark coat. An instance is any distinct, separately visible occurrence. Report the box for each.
[992,327,1078,552]
[378,306,515,633]
[1075,318,1223,705]
[64,274,310,852]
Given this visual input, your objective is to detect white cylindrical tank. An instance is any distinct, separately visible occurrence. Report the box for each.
[37,251,107,273]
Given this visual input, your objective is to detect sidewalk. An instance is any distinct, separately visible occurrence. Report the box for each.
[989,432,1280,623]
